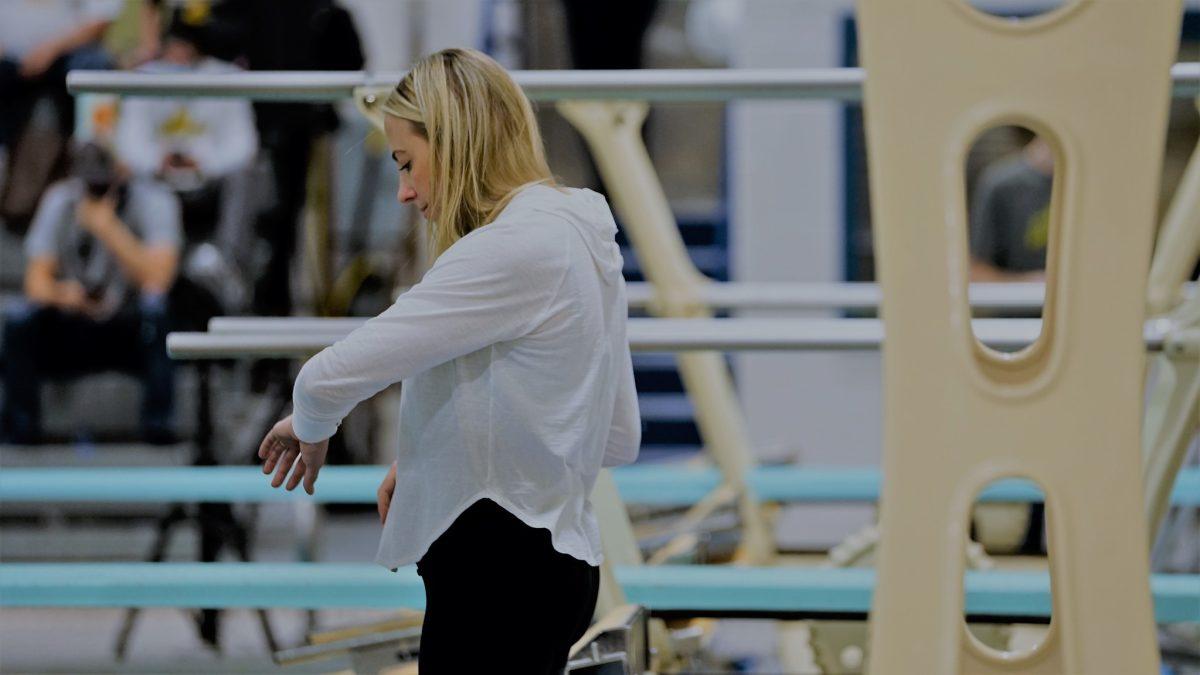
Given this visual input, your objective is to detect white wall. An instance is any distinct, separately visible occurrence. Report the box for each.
[730,0,878,465]
[730,0,879,547]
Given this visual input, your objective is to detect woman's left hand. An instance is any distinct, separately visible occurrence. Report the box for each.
[258,415,329,495]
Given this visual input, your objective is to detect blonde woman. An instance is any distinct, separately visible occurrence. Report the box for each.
[256,48,640,673]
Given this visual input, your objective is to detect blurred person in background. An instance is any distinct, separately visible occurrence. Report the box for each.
[968,135,1054,283]
[560,0,659,197]
[115,4,257,311]
[0,142,182,445]
[0,0,122,230]
[204,0,364,319]
[561,0,659,71]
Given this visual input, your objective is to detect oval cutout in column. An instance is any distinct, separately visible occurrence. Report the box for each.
[965,125,1059,389]
[964,476,1053,661]
[964,0,1070,21]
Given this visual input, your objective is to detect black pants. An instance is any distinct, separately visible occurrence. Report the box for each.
[416,499,600,674]
[0,296,174,443]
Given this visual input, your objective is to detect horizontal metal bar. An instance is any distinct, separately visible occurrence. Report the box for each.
[1,563,1195,622]
[1,466,1195,507]
[624,281,1197,311]
[64,68,857,102]
[207,281,1176,315]
[173,317,1166,358]
[207,317,367,335]
[67,63,1200,102]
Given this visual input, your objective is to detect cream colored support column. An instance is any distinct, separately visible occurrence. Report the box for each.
[1147,97,1200,317]
[592,470,640,616]
[590,470,677,670]
[559,100,774,565]
[1143,293,1200,545]
[1143,101,1200,543]
[856,2,1180,674]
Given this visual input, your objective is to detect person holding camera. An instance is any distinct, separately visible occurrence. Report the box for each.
[0,142,182,445]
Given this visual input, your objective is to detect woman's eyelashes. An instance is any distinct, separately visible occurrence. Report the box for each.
[398,161,411,173]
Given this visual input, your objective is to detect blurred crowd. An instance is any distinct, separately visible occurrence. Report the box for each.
[0,0,673,448]
[0,0,1060,448]
[0,0,364,445]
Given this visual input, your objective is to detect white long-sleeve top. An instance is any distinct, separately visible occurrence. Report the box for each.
[291,185,641,568]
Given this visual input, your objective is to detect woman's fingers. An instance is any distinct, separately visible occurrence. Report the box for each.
[282,457,321,494]
[377,493,390,524]
[376,480,391,523]
[261,439,281,474]
[271,446,299,488]
[260,420,326,494]
[294,440,328,495]
[286,457,306,491]
[377,461,397,524]
[257,431,273,460]
[261,437,292,476]
[302,463,321,495]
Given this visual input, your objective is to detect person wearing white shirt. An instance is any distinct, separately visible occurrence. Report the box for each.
[255,48,640,673]
[114,10,258,307]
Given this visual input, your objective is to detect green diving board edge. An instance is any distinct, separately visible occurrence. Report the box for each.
[0,466,1196,507]
[0,563,1195,623]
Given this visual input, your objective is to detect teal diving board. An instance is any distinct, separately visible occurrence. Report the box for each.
[1,563,1196,623]
[1,466,1197,507]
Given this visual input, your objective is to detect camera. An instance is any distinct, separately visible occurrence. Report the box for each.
[85,181,113,199]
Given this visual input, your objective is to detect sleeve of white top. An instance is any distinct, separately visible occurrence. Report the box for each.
[289,224,568,443]
[601,333,641,468]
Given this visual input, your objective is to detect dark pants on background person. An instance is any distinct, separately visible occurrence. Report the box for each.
[252,119,315,318]
[416,498,600,674]
[561,0,659,70]
[0,46,113,149]
[1,48,113,232]
[560,0,659,199]
[0,295,175,444]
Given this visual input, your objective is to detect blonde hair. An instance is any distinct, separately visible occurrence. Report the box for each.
[381,48,555,257]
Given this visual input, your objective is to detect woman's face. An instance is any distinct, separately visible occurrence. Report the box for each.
[384,115,433,219]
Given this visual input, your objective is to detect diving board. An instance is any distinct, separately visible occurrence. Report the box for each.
[1,563,1195,624]
[2,466,1196,507]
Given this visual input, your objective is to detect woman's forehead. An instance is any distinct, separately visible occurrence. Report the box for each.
[384,116,419,144]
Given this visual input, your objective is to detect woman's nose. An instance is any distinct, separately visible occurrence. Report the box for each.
[397,184,416,204]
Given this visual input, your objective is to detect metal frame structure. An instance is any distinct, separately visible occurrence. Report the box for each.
[164,316,1171,358]
[67,64,1200,102]
[622,280,1195,312]
[857,2,1182,672]
[60,50,1200,675]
